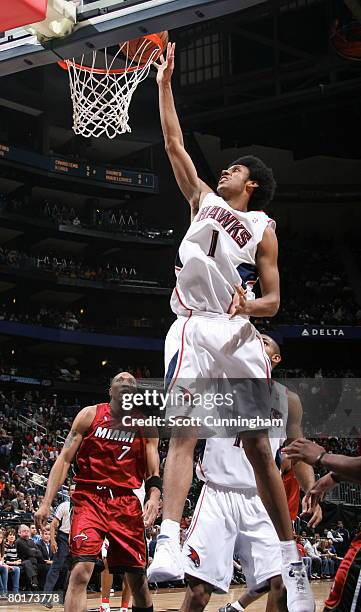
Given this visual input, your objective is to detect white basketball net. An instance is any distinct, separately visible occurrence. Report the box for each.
[62,38,161,139]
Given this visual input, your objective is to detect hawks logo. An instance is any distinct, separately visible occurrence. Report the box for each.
[270,407,282,421]
[72,531,88,551]
[187,545,200,568]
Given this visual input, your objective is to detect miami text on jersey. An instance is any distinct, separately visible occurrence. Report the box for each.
[94,427,135,443]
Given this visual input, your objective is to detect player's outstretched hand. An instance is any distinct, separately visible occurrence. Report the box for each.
[301,497,322,528]
[153,42,175,86]
[304,473,339,508]
[229,284,248,318]
[282,438,326,466]
[143,498,159,529]
[35,502,51,532]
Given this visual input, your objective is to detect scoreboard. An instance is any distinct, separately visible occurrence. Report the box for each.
[0,144,157,192]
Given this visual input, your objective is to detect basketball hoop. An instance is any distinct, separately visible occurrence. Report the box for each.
[59,33,165,139]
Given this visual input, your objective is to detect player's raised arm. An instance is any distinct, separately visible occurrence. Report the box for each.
[154,43,212,218]
[35,405,96,529]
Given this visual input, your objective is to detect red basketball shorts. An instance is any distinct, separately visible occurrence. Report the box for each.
[70,486,147,573]
[324,534,361,611]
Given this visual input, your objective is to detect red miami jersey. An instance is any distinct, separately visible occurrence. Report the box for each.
[73,403,147,490]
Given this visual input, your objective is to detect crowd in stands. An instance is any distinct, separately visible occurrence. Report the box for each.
[1,194,173,241]
[0,245,167,287]
[0,303,171,336]
[0,357,153,388]
[252,236,361,327]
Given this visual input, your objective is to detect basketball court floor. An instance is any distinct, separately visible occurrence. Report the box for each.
[0,583,331,611]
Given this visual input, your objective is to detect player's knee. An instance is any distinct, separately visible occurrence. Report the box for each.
[127,573,150,606]
[186,576,213,610]
[70,562,93,586]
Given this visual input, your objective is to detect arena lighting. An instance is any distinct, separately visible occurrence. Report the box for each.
[101,360,108,366]
[80,308,84,314]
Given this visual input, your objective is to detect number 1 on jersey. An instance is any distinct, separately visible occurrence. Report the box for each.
[207,230,219,257]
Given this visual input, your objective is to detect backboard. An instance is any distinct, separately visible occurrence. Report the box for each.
[0,0,266,77]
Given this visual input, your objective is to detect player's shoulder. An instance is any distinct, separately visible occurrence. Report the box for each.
[250,210,276,230]
[272,380,288,396]
[79,404,98,416]
[199,190,219,207]
[286,389,301,404]
[73,404,98,428]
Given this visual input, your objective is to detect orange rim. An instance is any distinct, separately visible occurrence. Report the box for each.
[58,33,163,74]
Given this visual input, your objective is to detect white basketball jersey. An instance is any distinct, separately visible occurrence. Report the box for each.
[197,382,288,489]
[171,192,275,316]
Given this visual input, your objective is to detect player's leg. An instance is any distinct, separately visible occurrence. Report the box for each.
[64,561,94,612]
[181,577,213,612]
[219,575,287,612]
[125,573,153,610]
[227,327,313,611]
[242,433,294,541]
[265,579,288,612]
[107,493,152,610]
[100,557,113,612]
[323,536,361,611]
[148,316,200,581]
[121,574,132,611]
[241,435,314,611]
[68,489,107,611]
[181,482,238,611]
[147,435,197,581]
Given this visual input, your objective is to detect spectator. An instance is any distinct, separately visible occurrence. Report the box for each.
[30,524,42,545]
[336,520,350,556]
[37,528,54,590]
[302,533,322,578]
[324,527,343,545]
[296,535,312,579]
[3,529,21,594]
[16,524,42,589]
[148,526,159,562]
[0,530,9,598]
[42,486,74,608]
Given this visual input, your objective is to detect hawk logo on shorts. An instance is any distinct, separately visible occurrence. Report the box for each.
[73,531,88,550]
[270,407,282,420]
[187,545,200,568]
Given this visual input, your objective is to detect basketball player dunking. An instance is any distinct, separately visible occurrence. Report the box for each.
[149,43,314,611]
[35,372,161,612]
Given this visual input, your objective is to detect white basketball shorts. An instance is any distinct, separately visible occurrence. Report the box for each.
[182,481,282,593]
[164,312,272,430]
